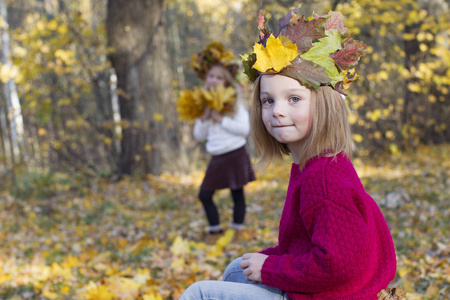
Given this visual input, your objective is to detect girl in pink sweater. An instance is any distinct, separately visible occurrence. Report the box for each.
[180,5,396,300]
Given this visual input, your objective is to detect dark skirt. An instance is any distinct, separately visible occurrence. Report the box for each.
[200,146,256,191]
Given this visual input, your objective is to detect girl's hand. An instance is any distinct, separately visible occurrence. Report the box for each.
[200,107,211,122]
[239,253,268,282]
[211,109,223,123]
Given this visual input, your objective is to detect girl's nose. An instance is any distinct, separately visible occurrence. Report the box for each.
[272,101,286,118]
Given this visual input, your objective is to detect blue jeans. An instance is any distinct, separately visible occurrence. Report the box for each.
[179,257,288,300]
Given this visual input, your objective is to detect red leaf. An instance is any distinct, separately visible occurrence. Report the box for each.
[258,10,265,40]
[281,57,331,89]
[330,36,367,69]
[325,11,347,34]
[283,16,327,54]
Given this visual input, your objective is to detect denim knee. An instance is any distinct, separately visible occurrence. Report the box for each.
[179,281,204,300]
[223,257,244,282]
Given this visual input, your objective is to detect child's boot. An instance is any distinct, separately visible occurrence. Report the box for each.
[204,228,224,244]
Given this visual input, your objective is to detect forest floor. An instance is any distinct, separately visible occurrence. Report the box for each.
[0,144,449,300]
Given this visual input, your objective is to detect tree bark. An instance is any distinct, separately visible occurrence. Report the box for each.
[107,0,178,175]
[0,0,23,163]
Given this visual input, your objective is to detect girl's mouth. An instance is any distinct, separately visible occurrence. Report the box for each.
[273,124,294,128]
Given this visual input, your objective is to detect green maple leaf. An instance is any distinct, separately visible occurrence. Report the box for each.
[300,29,344,87]
[240,53,258,82]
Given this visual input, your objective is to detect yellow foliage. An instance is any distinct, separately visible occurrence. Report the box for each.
[133,268,151,284]
[0,144,449,299]
[206,229,235,256]
[353,134,363,143]
[407,83,421,93]
[54,49,75,65]
[177,85,236,122]
[425,282,440,298]
[0,64,19,83]
[108,277,142,299]
[378,70,388,80]
[348,113,358,125]
[37,128,47,136]
[78,281,115,300]
[201,85,236,112]
[370,109,382,122]
[389,143,399,155]
[143,293,164,300]
[252,35,298,72]
[170,236,189,256]
[176,87,205,122]
[42,289,58,299]
[58,24,68,35]
[153,113,164,122]
[47,19,58,30]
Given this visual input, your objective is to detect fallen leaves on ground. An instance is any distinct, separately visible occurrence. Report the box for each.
[0,144,449,299]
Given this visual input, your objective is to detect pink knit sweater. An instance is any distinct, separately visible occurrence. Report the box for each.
[260,154,396,299]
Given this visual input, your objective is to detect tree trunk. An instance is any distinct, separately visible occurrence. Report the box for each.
[107,0,178,175]
[402,22,421,148]
[0,84,12,165]
[0,0,23,163]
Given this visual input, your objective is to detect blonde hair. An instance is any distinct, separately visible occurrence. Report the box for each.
[251,75,354,170]
[204,64,244,115]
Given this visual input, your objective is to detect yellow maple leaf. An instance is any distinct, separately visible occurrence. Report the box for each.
[216,229,235,249]
[176,87,205,122]
[42,289,58,299]
[133,268,151,284]
[203,85,236,112]
[78,281,115,300]
[108,277,141,299]
[170,257,186,268]
[170,236,189,256]
[252,35,298,72]
[143,293,163,300]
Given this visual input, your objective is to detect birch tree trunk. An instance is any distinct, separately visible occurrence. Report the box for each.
[107,0,178,175]
[0,0,23,162]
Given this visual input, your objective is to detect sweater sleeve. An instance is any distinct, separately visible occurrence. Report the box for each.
[259,245,279,255]
[220,104,250,137]
[193,118,211,142]
[261,197,372,294]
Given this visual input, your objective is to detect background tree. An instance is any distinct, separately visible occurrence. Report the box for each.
[107,0,178,176]
[0,0,23,167]
[337,0,449,154]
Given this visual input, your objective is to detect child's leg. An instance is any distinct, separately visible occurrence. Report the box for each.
[179,258,287,299]
[230,188,246,228]
[223,257,248,283]
[179,280,286,300]
[198,189,221,231]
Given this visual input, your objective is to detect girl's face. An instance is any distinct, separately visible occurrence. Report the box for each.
[206,65,227,89]
[260,75,312,151]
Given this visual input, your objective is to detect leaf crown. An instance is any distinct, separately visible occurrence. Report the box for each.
[241,4,367,93]
[190,42,240,80]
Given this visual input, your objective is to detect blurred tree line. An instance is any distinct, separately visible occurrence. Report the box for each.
[0,0,448,188]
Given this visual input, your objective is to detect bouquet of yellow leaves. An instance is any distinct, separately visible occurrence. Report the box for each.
[176,85,236,122]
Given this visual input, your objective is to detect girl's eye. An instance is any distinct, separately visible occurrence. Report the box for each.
[262,98,274,105]
[290,96,301,102]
